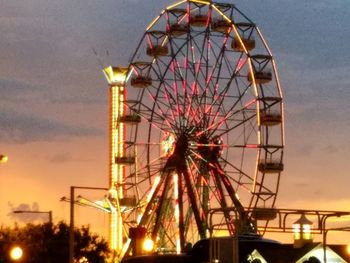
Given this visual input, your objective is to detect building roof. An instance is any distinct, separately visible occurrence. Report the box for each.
[248,243,350,263]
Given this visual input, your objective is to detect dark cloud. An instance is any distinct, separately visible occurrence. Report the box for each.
[0,109,103,144]
[294,144,315,157]
[322,144,338,154]
[8,202,50,223]
[46,152,72,163]
[0,78,43,103]
[48,95,106,105]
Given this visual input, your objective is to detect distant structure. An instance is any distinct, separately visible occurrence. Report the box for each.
[103,66,131,257]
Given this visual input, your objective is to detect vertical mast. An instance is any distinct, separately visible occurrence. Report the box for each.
[103,66,128,259]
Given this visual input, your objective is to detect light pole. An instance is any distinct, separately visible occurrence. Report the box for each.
[68,186,109,263]
[13,210,53,224]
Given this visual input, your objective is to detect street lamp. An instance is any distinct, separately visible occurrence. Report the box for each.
[9,246,23,261]
[68,186,109,263]
[0,154,8,163]
[13,210,53,224]
[293,213,313,248]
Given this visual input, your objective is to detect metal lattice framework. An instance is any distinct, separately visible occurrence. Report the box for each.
[116,0,284,256]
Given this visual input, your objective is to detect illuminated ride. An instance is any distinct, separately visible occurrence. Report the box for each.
[107,0,284,259]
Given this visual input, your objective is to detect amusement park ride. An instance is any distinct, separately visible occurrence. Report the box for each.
[102,0,284,261]
[97,0,350,262]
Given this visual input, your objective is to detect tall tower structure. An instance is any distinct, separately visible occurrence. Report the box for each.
[103,66,128,258]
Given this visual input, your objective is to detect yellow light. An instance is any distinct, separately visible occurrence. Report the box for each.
[173,173,181,254]
[143,238,154,252]
[292,214,313,241]
[347,244,350,254]
[162,133,175,157]
[191,0,211,4]
[0,154,8,163]
[213,229,230,237]
[137,176,161,224]
[79,256,89,263]
[10,246,23,261]
[165,0,186,12]
[103,66,128,85]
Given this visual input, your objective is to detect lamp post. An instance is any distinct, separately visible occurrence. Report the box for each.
[13,210,52,224]
[68,186,109,263]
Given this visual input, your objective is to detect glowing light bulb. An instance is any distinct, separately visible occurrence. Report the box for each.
[143,238,154,252]
[10,246,23,261]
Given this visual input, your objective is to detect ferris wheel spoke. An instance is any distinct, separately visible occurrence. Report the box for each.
[208,109,257,140]
[150,60,186,130]
[199,101,256,139]
[159,221,177,248]
[187,158,208,200]
[149,95,180,128]
[233,54,248,75]
[137,172,167,227]
[151,171,173,240]
[172,39,208,127]
[138,92,179,131]
[184,38,198,122]
[220,157,277,200]
[188,146,248,200]
[195,31,219,84]
[180,163,207,239]
[182,34,209,122]
[218,157,255,191]
[197,77,253,137]
[176,169,186,251]
[190,159,234,222]
[209,168,236,234]
[209,162,248,224]
[204,34,230,91]
[169,39,187,118]
[159,80,187,127]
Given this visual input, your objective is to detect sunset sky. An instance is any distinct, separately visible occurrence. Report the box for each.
[0,0,349,244]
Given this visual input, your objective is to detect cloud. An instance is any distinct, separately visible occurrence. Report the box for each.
[0,78,43,103]
[8,202,50,223]
[0,109,103,144]
[48,95,106,105]
[46,152,72,163]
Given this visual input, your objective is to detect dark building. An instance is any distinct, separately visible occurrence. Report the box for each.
[123,236,350,263]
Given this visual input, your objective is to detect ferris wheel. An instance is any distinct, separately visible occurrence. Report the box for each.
[116,0,284,256]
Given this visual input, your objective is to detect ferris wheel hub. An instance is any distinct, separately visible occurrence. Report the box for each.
[173,133,189,157]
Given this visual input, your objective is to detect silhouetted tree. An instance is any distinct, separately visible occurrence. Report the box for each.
[0,221,110,263]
